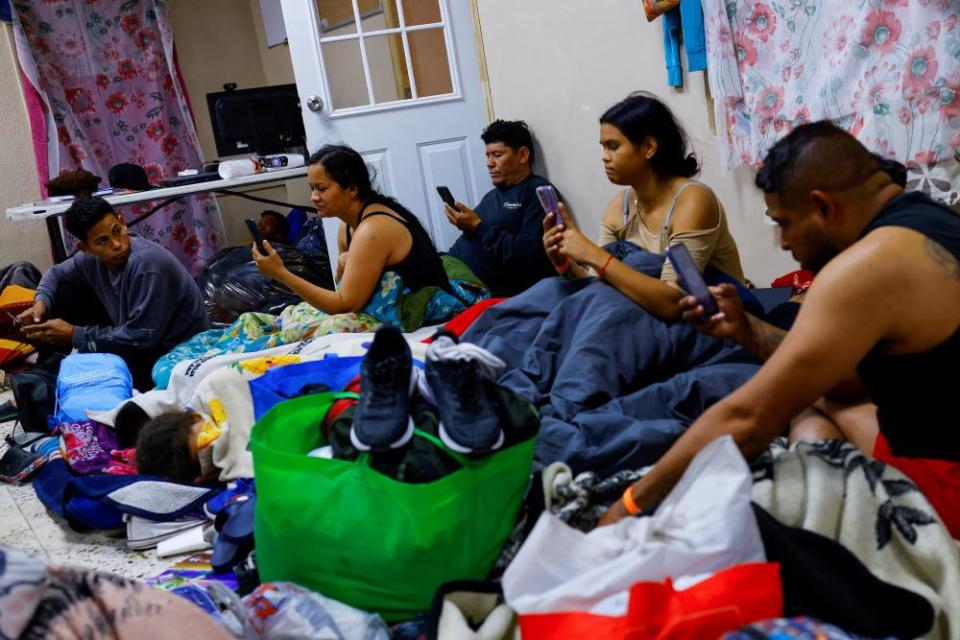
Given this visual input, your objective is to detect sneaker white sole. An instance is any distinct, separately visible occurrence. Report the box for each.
[349,416,415,452]
[438,421,505,455]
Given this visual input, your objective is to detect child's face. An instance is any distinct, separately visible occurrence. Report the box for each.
[187,417,206,465]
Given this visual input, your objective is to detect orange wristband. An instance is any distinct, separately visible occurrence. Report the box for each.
[621,486,642,515]
[597,254,614,279]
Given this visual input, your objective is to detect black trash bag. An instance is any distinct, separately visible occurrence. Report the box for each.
[197,244,334,325]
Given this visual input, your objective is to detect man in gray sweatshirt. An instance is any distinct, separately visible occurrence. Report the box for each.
[17,196,208,390]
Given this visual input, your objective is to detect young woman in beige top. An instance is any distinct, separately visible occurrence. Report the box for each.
[543,92,746,320]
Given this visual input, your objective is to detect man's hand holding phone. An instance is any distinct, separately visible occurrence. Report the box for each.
[16,300,46,327]
[437,186,481,233]
[22,318,74,345]
[679,283,748,341]
[443,203,481,233]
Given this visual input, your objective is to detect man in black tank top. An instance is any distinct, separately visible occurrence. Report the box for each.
[599,122,960,539]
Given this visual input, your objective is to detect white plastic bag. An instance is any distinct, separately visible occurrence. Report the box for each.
[502,435,765,616]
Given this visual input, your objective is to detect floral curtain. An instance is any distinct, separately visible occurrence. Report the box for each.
[703,0,960,206]
[12,0,224,273]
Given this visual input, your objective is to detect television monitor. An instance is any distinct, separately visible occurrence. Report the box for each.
[206,83,306,158]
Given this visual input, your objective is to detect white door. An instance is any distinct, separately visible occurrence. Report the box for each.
[280,0,490,266]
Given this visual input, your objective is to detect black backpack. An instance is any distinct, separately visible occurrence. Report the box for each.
[10,367,57,433]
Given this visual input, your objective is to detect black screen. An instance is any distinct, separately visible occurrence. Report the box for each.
[206,84,306,157]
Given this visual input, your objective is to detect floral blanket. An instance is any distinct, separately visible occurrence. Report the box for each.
[153,258,487,389]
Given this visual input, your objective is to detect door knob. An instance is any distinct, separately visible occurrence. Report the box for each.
[306,95,324,112]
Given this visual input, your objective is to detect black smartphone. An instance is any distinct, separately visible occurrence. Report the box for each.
[245,218,266,253]
[665,244,719,317]
[436,186,457,209]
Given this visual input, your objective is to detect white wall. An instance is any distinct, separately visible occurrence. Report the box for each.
[0,24,53,270]
[170,0,308,247]
[473,0,797,285]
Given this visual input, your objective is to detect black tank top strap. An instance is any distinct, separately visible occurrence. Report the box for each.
[345,196,451,293]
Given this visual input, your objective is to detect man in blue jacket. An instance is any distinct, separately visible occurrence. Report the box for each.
[17,196,208,390]
[445,120,559,297]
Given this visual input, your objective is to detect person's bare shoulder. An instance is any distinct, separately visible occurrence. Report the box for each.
[670,183,721,233]
[806,226,960,350]
[351,207,409,246]
[601,189,629,227]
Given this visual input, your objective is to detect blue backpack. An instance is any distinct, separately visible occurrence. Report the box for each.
[54,353,133,426]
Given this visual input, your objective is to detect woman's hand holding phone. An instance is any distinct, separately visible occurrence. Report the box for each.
[543,203,605,268]
[542,206,566,265]
[251,239,288,281]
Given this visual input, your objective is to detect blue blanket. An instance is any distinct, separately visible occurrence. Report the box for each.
[462,245,760,475]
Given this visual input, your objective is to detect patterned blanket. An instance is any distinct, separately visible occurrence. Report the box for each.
[751,440,960,640]
[0,545,231,640]
[153,257,487,389]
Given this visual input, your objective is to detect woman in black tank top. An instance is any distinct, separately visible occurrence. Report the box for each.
[252,144,450,314]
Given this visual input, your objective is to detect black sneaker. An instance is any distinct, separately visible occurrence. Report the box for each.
[350,327,414,451]
[427,358,504,455]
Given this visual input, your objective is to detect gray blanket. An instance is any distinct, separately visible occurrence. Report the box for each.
[463,248,757,474]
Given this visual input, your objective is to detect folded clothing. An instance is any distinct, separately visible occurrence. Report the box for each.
[55,421,119,475]
[126,514,208,551]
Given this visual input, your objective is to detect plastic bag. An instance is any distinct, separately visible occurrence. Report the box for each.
[197,245,333,325]
[517,563,782,640]
[502,435,765,616]
[241,582,391,640]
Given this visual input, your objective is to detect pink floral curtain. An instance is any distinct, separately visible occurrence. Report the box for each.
[12,0,225,273]
[703,0,960,206]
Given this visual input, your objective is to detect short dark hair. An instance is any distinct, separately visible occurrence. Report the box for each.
[600,92,699,179]
[481,120,535,167]
[872,154,907,188]
[755,121,880,206]
[64,196,116,241]
[308,144,376,200]
[136,412,200,483]
[260,210,290,238]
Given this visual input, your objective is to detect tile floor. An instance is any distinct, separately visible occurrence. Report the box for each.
[0,388,177,580]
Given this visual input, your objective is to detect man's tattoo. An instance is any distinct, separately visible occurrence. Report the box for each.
[743,316,786,361]
[924,237,960,281]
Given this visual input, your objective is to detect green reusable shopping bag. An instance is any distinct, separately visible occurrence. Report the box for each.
[250,392,537,622]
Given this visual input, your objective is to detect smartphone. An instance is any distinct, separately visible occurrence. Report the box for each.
[245,218,266,253]
[665,244,719,317]
[436,186,457,209]
[536,185,563,227]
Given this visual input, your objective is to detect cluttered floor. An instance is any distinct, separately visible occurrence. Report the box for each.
[0,389,173,580]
